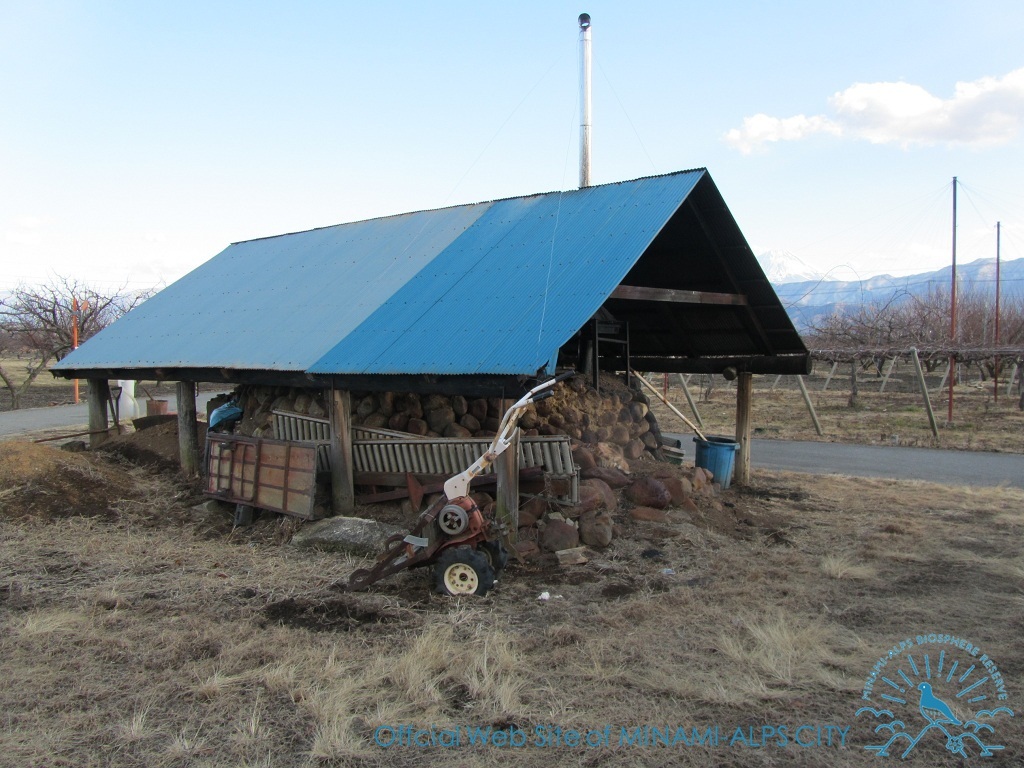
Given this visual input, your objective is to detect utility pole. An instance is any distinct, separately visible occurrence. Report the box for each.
[994,221,1001,404]
[947,176,957,424]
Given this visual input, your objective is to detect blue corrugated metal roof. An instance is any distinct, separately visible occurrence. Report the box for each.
[54,170,705,376]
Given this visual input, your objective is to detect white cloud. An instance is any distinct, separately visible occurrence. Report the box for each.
[725,67,1024,153]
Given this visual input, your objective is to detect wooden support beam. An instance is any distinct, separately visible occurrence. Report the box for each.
[329,389,355,516]
[1007,363,1019,396]
[86,379,110,449]
[176,381,200,477]
[796,375,823,436]
[609,284,747,306]
[879,357,896,392]
[495,427,520,543]
[936,360,951,393]
[734,372,753,486]
[911,348,940,438]
[675,373,704,429]
[822,361,838,391]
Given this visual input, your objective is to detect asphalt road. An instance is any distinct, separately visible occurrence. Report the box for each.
[0,394,222,438]
[664,432,1024,490]
[3,404,1021,489]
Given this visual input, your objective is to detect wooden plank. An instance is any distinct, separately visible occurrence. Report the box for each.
[496,428,520,543]
[610,284,747,306]
[675,372,704,429]
[176,381,200,477]
[734,372,753,486]
[911,348,940,438]
[87,379,110,449]
[329,389,355,515]
[796,375,824,436]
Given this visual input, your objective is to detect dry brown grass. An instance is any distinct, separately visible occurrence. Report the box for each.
[2,443,1024,766]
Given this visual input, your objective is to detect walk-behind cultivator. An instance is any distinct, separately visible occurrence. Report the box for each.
[346,372,574,596]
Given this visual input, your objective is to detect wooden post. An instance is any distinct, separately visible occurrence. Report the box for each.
[771,375,782,391]
[734,372,753,486]
[676,373,705,429]
[936,360,951,393]
[1007,363,1019,396]
[911,348,940,438]
[822,361,838,391]
[796,375,823,436]
[86,379,110,448]
[495,427,520,543]
[329,389,355,516]
[879,357,896,392]
[176,381,200,477]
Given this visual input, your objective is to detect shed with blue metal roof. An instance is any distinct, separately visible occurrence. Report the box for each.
[53,169,807,391]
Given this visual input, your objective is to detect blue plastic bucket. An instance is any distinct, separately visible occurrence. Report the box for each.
[693,435,740,489]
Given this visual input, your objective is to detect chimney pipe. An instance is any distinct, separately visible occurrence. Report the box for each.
[578,13,592,188]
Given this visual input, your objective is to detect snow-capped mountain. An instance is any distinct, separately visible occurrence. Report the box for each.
[770,256,1024,331]
[755,250,824,284]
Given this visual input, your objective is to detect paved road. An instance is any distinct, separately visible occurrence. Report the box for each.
[663,432,1024,489]
[0,394,222,438]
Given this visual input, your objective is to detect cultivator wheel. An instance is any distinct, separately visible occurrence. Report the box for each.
[480,540,509,577]
[434,545,495,596]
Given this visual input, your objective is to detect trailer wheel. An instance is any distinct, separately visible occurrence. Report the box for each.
[480,540,509,577]
[434,546,495,596]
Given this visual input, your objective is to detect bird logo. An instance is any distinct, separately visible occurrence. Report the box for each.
[917,682,962,726]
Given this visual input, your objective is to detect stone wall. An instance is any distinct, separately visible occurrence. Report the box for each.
[231,374,665,463]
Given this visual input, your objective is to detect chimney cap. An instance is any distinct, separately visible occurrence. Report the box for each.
[578,13,591,29]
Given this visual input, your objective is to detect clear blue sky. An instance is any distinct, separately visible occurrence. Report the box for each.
[3,0,1024,292]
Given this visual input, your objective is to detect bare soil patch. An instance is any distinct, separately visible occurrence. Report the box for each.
[2,436,1022,767]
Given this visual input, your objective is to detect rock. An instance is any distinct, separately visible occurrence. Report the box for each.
[395,393,423,419]
[547,412,565,429]
[458,413,481,432]
[362,413,388,429]
[426,406,456,434]
[609,424,632,446]
[641,432,660,450]
[662,477,690,506]
[423,394,449,413]
[556,546,589,566]
[443,423,472,439]
[518,497,548,527]
[514,540,541,559]
[599,410,617,427]
[582,477,616,512]
[595,427,611,442]
[291,516,404,555]
[537,422,557,436]
[623,438,646,460]
[629,401,649,420]
[681,497,699,514]
[378,391,395,417]
[562,406,581,425]
[593,442,629,472]
[570,484,605,517]
[629,506,669,523]
[308,398,326,419]
[469,398,488,422]
[483,416,502,432]
[540,520,580,552]
[388,412,410,431]
[469,492,493,508]
[581,466,631,488]
[668,510,694,524]
[356,395,378,418]
[406,418,428,436]
[625,477,672,509]
[519,410,540,430]
[581,429,599,444]
[451,395,468,417]
[60,440,88,453]
[294,392,312,414]
[572,445,597,471]
[579,509,614,547]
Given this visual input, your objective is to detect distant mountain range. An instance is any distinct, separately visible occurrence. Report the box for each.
[756,252,1024,332]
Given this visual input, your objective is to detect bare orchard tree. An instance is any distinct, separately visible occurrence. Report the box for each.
[0,278,153,409]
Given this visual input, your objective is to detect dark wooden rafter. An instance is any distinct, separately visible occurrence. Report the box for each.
[610,284,747,306]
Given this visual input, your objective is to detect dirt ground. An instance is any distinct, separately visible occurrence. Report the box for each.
[2,423,1022,767]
